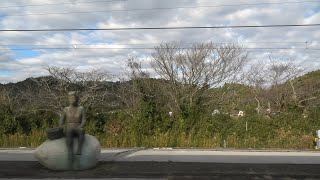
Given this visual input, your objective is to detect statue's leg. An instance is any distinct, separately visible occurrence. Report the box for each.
[76,128,85,155]
[66,128,74,167]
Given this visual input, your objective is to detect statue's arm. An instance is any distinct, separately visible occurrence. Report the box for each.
[80,107,86,128]
[59,108,66,127]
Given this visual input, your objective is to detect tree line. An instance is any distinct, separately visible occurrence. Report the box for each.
[0,42,319,148]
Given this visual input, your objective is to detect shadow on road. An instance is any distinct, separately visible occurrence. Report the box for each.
[1,161,320,179]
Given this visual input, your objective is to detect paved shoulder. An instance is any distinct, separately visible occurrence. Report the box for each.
[111,149,320,164]
[1,148,320,164]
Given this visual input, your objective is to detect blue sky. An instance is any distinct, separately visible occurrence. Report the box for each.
[13,49,40,59]
[0,70,14,75]
[0,0,319,83]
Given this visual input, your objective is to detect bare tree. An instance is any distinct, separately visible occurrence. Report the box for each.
[0,86,33,133]
[244,56,304,113]
[266,57,304,112]
[29,66,112,114]
[242,63,268,113]
[267,58,302,87]
[114,58,162,119]
[150,42,248,116]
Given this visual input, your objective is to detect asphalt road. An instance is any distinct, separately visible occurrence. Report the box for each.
[1,149,320,179]
[2,148,320,164]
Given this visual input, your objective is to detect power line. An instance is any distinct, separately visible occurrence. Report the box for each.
[1,41,319,46]
[1,24,319,32]
[1,47,319,50]
[4,0,319,16]
[0,0,125,9]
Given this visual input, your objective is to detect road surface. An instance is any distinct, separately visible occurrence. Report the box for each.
[1,148,320,179]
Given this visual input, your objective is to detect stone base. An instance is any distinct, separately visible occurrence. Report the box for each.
[34,134,101,170]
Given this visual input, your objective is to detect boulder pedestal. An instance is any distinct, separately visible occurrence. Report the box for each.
[34,134,101,170]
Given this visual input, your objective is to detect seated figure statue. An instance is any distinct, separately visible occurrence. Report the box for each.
[34,91,101,170]
[59,91,86,159]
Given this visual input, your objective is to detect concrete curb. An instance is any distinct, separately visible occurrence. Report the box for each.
[1,148,320,164]
[0,147,319,152]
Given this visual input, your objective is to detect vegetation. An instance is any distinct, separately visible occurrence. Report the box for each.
[0,42,319,149]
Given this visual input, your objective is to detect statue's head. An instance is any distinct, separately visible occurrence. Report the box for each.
[68,91,79,106]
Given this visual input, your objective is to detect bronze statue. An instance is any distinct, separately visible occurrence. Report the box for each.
[35,91,100,170]
[59,91,86,160]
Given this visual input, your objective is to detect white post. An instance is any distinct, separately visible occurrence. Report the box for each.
[246,121,248,132]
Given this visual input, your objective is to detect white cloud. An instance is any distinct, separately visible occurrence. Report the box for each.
[0,0,319,83]
[304,12,320,24]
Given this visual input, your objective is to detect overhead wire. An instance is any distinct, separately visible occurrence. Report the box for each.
[0,1,318,58]
[0,0,125,9]
[3,0,319,16]
[1,24,320,32]
[0,47,319,51]
[0,41,319,46]
[0,41,318,52]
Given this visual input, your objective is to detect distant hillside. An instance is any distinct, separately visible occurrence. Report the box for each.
[293,70,320,88]
[1,71,320,149]
[0,76,169,95]
[1,70,320,110]
[0,76,118,95]
[291,70,320,106]
[0,76,55,94]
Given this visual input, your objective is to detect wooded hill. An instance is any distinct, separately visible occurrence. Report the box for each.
[0,42,319,148]
[0,69,319,149]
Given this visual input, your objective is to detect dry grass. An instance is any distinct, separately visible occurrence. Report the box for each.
[0,130,46,147]
[0,129,314,149]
